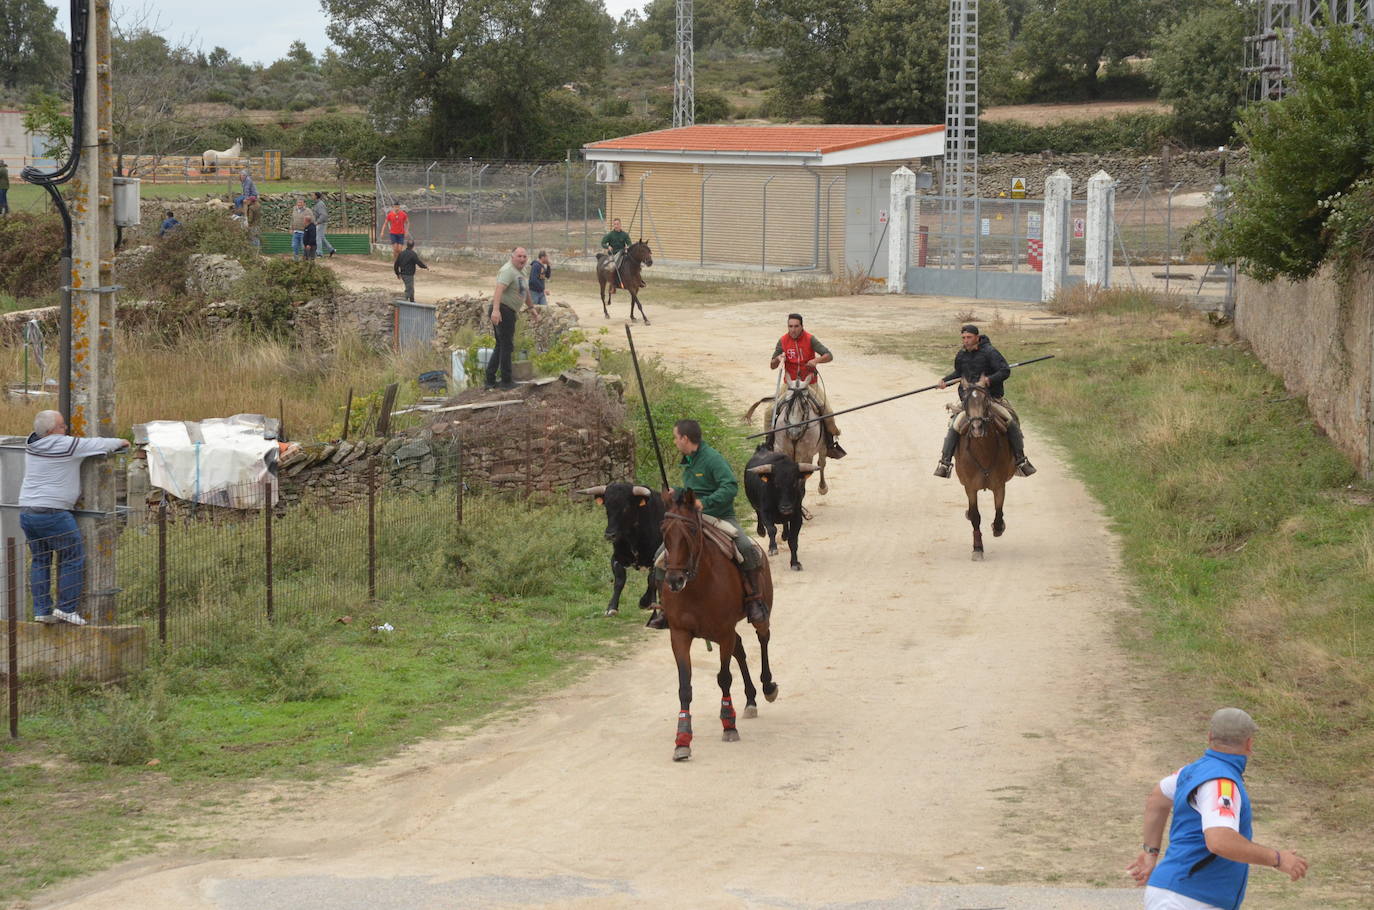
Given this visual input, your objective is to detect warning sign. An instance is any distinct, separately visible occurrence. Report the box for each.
[878,210,888,224]
[1011,177,1027,199]
[1073,217,1085,238]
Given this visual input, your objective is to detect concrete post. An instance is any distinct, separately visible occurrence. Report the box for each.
[1085,170,1115,289]
[888,166,917,293]
[1042,170,1072,303]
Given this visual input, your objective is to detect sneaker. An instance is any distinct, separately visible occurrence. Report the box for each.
[1015,458,1037,477]
[482,384,497,392]
[52,609,87,626]
[933,460,952,478]
[34,614,58,624]
[497,382,519,391]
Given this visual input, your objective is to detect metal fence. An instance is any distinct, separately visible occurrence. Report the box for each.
[374,158,606,257]
[2,418,631,736]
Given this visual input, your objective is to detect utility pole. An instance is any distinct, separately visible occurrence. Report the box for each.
[69,0,118,624]
[673,0,695,127]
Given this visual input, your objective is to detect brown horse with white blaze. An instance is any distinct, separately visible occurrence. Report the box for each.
[596,240,653,324]
[954,381,1017,560]
[659,489,777,762]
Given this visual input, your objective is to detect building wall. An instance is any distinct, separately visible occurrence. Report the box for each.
[604,162,849,273]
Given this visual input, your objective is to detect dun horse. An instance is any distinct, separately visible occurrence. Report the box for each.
[954,382,1017,560]
[746,378,830,494]
[659,489,777,762]
[596,240,653,324]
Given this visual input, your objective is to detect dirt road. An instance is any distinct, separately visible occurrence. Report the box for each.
[39,261,1169,908]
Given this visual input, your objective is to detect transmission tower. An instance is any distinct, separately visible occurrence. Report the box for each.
[1245,0,1374,101]
[942,0,979,264]
[674,0,695,127]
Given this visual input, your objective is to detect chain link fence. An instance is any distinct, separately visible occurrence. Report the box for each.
[374,158,606,257]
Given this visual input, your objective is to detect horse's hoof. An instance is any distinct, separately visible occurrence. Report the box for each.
[764,683,779,702]
[972,550,985,561]
[819,485,828,495]
[742,705,758,719]
[673,746,691,762]
[993,524,1006,538]
[791,562,802,571]
[768,546,779,556]
[643,319,651,326]
[722,728,740,742]
[605,607,618,617]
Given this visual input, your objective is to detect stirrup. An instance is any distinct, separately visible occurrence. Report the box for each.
[744,599,768,625]
[934,460,952,478]
[645,609,668,630]
[1015,458,1037,477]
[826,441,847,459]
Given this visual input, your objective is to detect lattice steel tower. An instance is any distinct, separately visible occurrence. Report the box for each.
[1245,0,1373,101]
[674,0,695,127]
[942,0,979,262]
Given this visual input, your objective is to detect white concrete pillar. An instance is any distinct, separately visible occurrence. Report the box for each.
[1042,169,1072,303]
[1085,170,1115,289]
[888,166,917,294]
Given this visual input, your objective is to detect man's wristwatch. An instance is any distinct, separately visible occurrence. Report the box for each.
[1142,845,1161,855]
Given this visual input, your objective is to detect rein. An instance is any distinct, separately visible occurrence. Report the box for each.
[662,509,705,584]
[961,387,1004,482]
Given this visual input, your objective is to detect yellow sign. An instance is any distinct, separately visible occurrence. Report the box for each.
[1011,176,1027,199]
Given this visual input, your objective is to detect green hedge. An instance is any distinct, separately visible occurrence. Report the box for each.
[980,112,1176,155]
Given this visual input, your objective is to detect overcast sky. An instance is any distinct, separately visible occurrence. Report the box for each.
[52,0,646,66]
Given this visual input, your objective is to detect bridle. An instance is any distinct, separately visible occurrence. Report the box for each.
[661,508,704,586]
[960,383,1005,481]
[776,382,815,442]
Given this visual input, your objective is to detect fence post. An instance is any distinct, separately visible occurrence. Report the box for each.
[367,457,377,601]
[1042,169,1073,303]
[157,496,167,644]
[761,175,776,271]
[888,166,917,292]
[6,537,18,739]
[455,438,464,527]
[1085,170,1115,289]
[263,479,274,623]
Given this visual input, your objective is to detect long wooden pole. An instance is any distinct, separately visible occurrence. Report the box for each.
[625,325,669,489]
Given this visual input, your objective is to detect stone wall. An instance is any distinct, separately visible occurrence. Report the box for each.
[432,295,581,352]
[1235,261,1374,476]
[976,148,1245,197]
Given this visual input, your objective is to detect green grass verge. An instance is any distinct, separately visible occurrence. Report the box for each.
[3,181,376,212]
[875,292,1374,833]
[0,353,755,902]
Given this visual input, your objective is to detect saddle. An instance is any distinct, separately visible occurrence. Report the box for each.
[656,512,747,566]
[949,397,1017,435]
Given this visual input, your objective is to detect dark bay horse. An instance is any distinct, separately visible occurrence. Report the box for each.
[659,489,777,762]
[954,381,1017,560]
[597,240,653,325]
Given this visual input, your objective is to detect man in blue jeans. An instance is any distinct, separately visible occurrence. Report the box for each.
[19,410,129,625]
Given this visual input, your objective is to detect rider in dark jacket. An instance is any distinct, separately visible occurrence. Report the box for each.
[934,325,1036,478]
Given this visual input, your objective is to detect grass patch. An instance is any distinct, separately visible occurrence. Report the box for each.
[0,353,739,903]
[874,290,1374,833]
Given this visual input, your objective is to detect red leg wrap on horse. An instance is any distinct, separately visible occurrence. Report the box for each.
[676,711,693,747]
[720,697,736,729]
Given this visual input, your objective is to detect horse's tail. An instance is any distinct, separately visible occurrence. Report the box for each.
[744,397,774,422]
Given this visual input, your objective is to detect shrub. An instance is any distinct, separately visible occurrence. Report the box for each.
[0,212,64,299]
[233,258,342,336]
[63,682,172,766]
[981,112,1175,154]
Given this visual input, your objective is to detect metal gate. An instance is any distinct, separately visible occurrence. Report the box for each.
[394,300,436,349]
[903,194,1084,302]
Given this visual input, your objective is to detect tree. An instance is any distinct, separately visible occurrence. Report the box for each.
[1018,0,1155,95]
[1151,3,1249,146]
[1200,26,1374,281]
[110,21,212,173]
[0,0,68,92]
[21,91,71,159]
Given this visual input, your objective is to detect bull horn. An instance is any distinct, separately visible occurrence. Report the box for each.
[574,485,608,497]
[797,463,820,473]
[746,464,773,475]
[631,485,652,497]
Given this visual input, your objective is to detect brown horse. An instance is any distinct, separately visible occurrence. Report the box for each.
[953,381,1017,560]
[596,240,653,325]
[659,489,777,762]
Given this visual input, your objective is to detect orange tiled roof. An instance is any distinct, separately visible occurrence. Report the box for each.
[586,124,942,155]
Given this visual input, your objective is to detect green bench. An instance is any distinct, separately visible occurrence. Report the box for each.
[259,232,373,255]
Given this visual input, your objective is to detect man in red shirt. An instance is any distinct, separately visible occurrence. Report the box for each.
[769,313,846,458]
[384,202,409,259]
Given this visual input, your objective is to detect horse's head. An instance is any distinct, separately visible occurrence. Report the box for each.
[962,380,992,438]
[630,240,653,266]
[776,379,816,442]
[661,488,702,592]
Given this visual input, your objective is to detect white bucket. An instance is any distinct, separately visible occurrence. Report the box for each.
[450,350,468,389]
[476,347,494,371]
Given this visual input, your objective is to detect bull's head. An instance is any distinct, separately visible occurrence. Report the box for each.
[746,461,819,517]
[575,483,653,540]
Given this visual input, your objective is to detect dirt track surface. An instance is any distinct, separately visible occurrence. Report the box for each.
[38,263,1170,908]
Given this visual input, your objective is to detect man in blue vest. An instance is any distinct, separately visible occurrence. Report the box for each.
[1127,708,1308,909]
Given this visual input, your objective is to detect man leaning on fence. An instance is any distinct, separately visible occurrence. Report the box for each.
[19,411,129,626]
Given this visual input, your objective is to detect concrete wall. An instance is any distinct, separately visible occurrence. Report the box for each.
[1235,261,1374,476]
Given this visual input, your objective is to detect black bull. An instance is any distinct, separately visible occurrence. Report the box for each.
[576,482,664,616]
[743,445,819,572]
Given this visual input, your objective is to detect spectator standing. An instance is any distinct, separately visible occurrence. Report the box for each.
[1127,707,1309,909]
[289,198,310,260]
[394,240,427,301]
[158,210,181,237]
[302,215,318,260]
[19,410,129,624]
[312,192,337,258]
[485,247,538,391]
[0,159,10,215]
[384,202,409,259]
[530,251,552,306]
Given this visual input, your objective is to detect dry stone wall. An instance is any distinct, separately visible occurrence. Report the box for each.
[1235,262,1374,477]
[976,148,1245,197]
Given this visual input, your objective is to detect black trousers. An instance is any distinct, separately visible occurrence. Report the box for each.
[486,304,517,386]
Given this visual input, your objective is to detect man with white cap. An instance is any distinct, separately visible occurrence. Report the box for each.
[1127,707,1309,908]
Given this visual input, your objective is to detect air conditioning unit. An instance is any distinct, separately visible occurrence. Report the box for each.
[595,162,622,184]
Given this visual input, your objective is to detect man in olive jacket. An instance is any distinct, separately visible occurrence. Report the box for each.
[645,419,766,630]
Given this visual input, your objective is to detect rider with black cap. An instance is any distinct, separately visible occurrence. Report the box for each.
[934,324,1036,478]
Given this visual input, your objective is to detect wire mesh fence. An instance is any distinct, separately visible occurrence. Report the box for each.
[2,410,634,735]
[374,158,606,257]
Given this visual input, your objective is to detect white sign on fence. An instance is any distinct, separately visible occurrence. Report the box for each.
[1028,211,1042,240]
[981,218,991,236]
[1073,217,1086,239]
[878,210,888,224]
